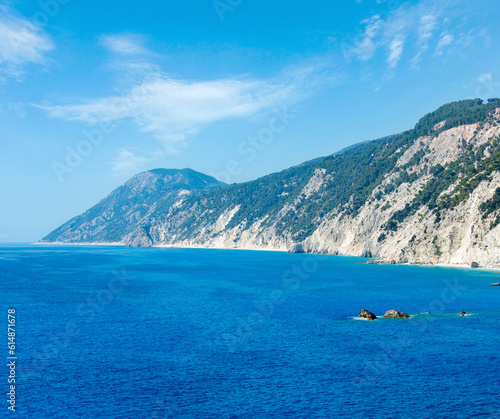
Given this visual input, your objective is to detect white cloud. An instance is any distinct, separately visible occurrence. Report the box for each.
[387,36,405,69]
[0,6,53,79]
[349,0,482,73]
[434,33,454,55]
[418,15,438,45]
[111,148,164,177]
[351,3,417,71]
[410,14,438,67]
[40,63,338,152]
[353,15,382,61]
[100,34,149,56]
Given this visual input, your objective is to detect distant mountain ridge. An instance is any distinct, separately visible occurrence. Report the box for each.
[42,168,226,245]
[42,99,500,267]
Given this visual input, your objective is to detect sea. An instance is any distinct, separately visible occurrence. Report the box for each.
[0,244,499,418]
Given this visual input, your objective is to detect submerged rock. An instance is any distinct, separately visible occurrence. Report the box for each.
[383,310,410,319]
[359,309,377,321]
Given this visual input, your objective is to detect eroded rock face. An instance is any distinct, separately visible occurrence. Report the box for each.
[361,250,373,258]
[383,310,410,319]
[123,228,153,248]
[288,243,305,254]
[359,309,377,320]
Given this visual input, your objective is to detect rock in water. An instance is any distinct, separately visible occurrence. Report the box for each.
[359,309,377,320]
[383,310,410,319]
[491,283,500,286]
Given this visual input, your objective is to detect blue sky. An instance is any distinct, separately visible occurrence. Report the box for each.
[1,0,499,242]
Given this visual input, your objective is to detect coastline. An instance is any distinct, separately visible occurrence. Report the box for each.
[34,241,123,246]
[31,241,500,271]
[154,243,285,253]
[400,262,500,272]
[34,241,284,252]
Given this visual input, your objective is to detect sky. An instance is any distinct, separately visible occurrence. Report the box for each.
[1,0,500,242]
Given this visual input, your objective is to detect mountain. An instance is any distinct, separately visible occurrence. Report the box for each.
[42,99,500,267]
[42,169,226,247]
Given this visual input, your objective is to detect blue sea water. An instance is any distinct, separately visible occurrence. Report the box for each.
[0,244,499,418]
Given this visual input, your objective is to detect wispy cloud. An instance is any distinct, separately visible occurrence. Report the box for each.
[111,148,164,177]
[353,15,383,61]
[351,2,426,72]
[434,33,454,56]
[349,0,485,73]
[410,14,438,68]
[39,53,340,152]
[387,36,405,69]
[100,33,150,56]
[0,6,53,79]
[418,14,439,46]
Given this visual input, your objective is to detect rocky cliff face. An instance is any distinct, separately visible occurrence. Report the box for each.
[42,100,500,268]
[303,112,500,267]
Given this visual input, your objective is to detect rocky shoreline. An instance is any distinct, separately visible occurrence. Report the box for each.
[36,241,500,271]
[359,258,499,269]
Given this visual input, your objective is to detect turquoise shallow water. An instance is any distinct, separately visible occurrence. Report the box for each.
[0,244,499,418]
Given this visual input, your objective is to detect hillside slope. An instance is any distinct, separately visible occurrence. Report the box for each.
[42,99,500,267]
[41,169,226,246]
